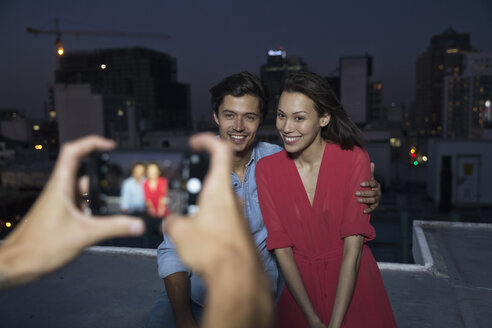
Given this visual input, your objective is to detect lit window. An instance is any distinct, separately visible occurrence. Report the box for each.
[33,125,40,131]
[390,138,401,147]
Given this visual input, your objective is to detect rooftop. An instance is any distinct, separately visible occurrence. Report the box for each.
[1,220,491,327]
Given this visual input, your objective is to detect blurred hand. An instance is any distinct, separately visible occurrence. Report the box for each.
[0,135,145,289]
[164,133,273,328]
[356,162,381,214]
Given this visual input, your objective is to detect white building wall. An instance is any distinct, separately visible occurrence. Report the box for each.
[340,57,368,124]
[54,84,105,144]
[0,117,29,142]
[427,139,492,205]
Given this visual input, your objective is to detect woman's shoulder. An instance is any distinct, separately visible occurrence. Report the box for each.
[326,143,369,159]
[326,143,369,165]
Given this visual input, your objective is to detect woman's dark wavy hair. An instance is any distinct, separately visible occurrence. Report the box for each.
[281,71,365,150]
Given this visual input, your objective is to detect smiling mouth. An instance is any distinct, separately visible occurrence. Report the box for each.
[229,134,249,143]
[282,135,301,144]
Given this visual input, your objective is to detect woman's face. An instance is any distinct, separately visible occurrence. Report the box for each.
[276,92,330,154]
[147,164,160,179]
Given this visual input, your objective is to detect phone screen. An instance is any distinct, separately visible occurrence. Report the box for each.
[87,150,208,218]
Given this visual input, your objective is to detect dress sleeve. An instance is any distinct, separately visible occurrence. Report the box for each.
[256,159,293,250]
[158,178,167,198]
[340,149,376,242]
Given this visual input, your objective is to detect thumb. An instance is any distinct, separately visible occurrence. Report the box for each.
[370,162,375,179]
[85,215,145,245]
[163,214,193,247]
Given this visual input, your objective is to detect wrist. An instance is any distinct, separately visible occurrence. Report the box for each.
[306,313,322,326]
[0,241,35,289]
[175,314,196,328]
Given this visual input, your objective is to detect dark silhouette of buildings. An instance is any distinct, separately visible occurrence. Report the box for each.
[368,81,386,127]
[443,52,492,138]
[340,55,373,125]
[55,47,191,137]
[412,28,472,138]
[260,48,307,125]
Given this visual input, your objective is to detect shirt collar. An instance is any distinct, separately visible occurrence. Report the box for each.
[246,142,259,167]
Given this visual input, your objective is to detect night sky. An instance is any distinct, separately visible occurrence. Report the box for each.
[1,0,491,121]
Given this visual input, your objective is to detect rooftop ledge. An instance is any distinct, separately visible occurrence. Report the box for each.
[1,220,491,327]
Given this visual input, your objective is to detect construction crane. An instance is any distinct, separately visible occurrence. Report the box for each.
[26,18,170,56]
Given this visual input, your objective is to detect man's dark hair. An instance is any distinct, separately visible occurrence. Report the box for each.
[210,71,268,121]
[131,162,145,172]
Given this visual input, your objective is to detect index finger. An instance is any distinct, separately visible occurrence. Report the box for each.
[53,135,116,186]
[189,133,232,184]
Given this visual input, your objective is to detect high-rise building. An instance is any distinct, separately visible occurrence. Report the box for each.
[367,81,386,127]
[412,28,472,137]
[340,55,372,125]
[442,52,492,138]
[260,48,307,125]
[55,47,191,141]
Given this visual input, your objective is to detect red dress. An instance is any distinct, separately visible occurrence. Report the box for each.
[143,177,168,217]
[256,143,396,328]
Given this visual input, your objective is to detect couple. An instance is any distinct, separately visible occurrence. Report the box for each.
[147,71,396,327]
[120,162,169,218]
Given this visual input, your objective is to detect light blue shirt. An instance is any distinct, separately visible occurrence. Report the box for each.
[120,177,146,212]
[157,141,283,306]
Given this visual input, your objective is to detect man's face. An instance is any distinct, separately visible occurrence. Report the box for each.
[132,164,145,180]
[213,94,261,156]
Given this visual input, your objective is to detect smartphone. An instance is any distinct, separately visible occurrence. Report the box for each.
[87,150,209,217]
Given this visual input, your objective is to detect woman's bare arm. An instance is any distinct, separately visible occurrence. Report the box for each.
[275,247,326,327]
[328,235,364,328]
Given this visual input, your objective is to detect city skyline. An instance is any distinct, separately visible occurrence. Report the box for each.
[1,0,491,122]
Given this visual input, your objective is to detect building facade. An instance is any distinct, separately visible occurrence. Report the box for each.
[412,28,472,137]
[260,48,307,125]
[54,47,191,145]
[340,55,372,125]
[442,52,492,139]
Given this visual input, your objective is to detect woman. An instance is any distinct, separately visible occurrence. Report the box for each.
[143,162,169,218]
[256,72,396,328]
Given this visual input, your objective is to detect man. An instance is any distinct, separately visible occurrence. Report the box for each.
[146,72,381,327]
[120,162,147,214]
